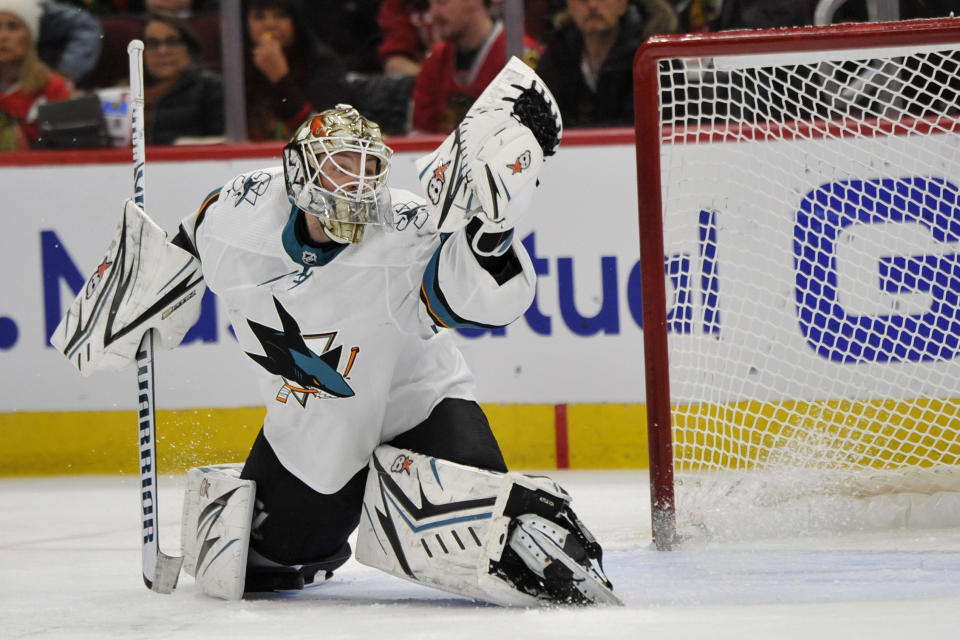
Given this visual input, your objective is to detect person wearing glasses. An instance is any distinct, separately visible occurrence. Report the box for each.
[141,10,223,144]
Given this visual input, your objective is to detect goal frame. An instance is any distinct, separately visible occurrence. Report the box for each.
[633,17,960,550]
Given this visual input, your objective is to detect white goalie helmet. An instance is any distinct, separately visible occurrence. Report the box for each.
[282,105,394,244]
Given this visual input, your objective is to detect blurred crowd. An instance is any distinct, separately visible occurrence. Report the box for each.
[0,0,957,151]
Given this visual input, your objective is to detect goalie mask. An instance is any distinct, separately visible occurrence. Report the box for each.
[283,105,394,244]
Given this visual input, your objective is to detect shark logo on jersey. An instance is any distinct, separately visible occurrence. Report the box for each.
[230,171,271,207]
[245,297,358,406]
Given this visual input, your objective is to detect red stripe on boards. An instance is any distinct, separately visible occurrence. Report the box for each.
[554,404,569,469]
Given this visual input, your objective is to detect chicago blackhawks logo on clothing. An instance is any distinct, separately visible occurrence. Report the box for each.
[245,297,359,407]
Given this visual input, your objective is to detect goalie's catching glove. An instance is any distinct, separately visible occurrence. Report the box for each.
[416,56,562,234]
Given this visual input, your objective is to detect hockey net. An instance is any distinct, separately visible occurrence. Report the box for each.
[634,18,960,548]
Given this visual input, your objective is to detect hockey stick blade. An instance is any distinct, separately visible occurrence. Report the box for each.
[146,551,183,594]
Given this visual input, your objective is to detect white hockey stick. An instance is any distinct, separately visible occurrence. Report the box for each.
[128,39,182,594]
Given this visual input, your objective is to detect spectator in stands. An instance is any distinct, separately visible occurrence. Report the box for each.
[491,0,551,42]
[411,0,541,134]
[377,0,550,76]
[37,0,102,86]
[138,0,213,16]
[141,12,223,144]
[711,0,812,30]
[59,0,122,14]
[536,0,677,128]
[295,1,383,74]
[0,0,71,150]
[242,0,350,141]
[124,0,219,14]
[62,0,222,14]
[79,0,219,90]
[378,0,435,76]
[669,0,718,32]
[143,0,220,71]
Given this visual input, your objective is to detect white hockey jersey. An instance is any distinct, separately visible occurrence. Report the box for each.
[182,167,536,493]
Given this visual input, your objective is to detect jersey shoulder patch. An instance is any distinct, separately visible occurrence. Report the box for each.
[225,170,277,208]
[390,188,432,235]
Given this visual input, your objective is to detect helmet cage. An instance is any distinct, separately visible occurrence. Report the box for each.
[284,106,394,243]
[284,134,394,229]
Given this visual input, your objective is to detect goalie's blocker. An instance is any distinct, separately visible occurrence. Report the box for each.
[50,199,205,374]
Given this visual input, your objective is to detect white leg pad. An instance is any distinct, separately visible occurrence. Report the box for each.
[180,463,255,600]
[355,446,619,606]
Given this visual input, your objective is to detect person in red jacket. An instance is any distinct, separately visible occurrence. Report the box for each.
[377,0,436,77]
[0,0,70,150]
[411,0,540,134]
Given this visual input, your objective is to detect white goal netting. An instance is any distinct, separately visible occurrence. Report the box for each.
[644,21,960,541]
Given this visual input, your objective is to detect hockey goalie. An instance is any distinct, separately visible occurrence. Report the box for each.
[53,58,620,607]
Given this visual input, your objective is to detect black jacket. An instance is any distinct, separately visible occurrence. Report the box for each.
[537,3,671,128]
[713,0,812,30]
[146,65,225,145]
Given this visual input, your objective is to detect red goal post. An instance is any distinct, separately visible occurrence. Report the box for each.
[634,18,960,550]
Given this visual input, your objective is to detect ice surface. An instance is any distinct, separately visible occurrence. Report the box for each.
[2,471,960,639]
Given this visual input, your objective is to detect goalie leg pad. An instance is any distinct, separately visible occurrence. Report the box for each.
[355,446,621,606]
[180,464,255,600]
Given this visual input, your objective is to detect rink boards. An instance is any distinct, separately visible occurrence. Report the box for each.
[2,129,959,474]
